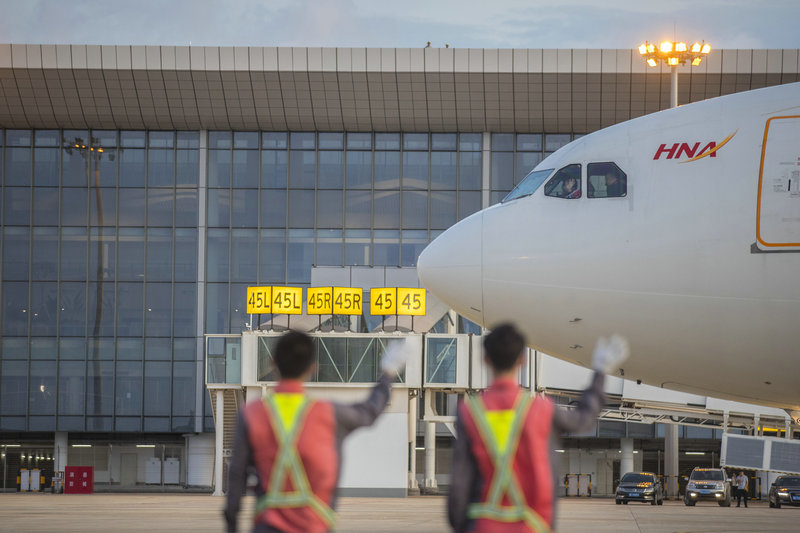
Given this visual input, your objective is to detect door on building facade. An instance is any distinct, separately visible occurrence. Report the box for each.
[120,454,137,486]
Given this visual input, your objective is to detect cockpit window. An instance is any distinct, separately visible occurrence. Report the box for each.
[588,162,627,198]
[544,164,582,199]
[502,168,553,202]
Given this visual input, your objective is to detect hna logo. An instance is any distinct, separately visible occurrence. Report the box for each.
[653,131,736,162]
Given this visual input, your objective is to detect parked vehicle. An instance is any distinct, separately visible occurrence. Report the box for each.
[683,467,731,507]
[615,472,664,505]
[768,475,800,508]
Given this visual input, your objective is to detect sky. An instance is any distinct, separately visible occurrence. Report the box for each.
[0,0,798,50]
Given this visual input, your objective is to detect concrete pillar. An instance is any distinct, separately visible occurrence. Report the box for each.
[664,424,679,498]
[424,421,437,492]
[54,432,68,474]
[620,438,634,477]
[408,392,418,491]
[213,390,225,496]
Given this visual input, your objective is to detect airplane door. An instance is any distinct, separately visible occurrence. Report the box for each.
[756,116,800,252]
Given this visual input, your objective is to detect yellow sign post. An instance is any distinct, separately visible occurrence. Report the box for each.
[333,287,363,315]
[271,286,303,314]
[307,287,333,315]
[370,287,397,315]
[246,286,272,315]
[397,288,426,315]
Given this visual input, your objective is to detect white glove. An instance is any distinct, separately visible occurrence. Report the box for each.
[591,334,630,374]
[380,339,411,375]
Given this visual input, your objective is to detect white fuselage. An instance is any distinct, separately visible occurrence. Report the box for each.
[418,83,800,410]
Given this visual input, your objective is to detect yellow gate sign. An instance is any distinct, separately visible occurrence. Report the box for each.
[370,288,397,315]
[397,288,426,315]
[333,287,363,315]
[272,286,303,314]
[246,286,272,314]
[307,287,333,315]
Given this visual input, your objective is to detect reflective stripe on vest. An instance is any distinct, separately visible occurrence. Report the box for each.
[254,393,336,528]
[465,393,552,533]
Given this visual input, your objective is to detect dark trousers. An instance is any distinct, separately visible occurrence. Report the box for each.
[736,487,748,507]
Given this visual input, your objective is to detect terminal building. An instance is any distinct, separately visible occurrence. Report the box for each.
[1,44,798,496]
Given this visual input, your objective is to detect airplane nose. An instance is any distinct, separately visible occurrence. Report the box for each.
[417,211,483,325]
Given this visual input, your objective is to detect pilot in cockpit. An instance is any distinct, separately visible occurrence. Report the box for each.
[561,176,580,199]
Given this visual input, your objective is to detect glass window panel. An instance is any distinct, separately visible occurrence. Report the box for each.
[345,229,370,266]
[118,188,146,226]
[208,131,232,149]
[229,283,249,333]
[545,134,571,152]
[117,227,144,281]
[146,228,173,281]
[6,130,31,146]
[94,150,118,187]
[231,229,258,283]
[61,188,88,226]
[491,151,514,191]
[375,133,400,150]
[116,283,143,337]
[261,132,287,149]
[58,360,86,416]
[233,131,258,149]
[516,152,543,185]
[231,189,259,228]
[459,133,482,151]
[30,337,57,360]
[147,148,174,187]
[401,230,428,267]
[173,338,195,361]
[316,229,343,267]
[60,227,87,281]
[4,147,31,186]
[403,133,429,151]
[147,131,175,148]
[374,151,401,189]
[1,338,29,359]
[207,189,231,227]
[177,131,199,148]
[458,191,482,221]
[206,228,230,282]
[30,361,57,415]
[115,360,143,416]
[116,417,142,432]
[2,281,29,336]
[205,282,229,334]
[33,147,59,186]
[491,133,514,151]
[345,189,373,227]
[59,338,86,360]
[259,229,286,284]
[117,338,143,360]
[176,149,199,186]
[119,148,146,187]
[289,150,316,189]
[260,189,287,228]
[373,230,399,266]
[144,361,171,416]
[173,361,196,416]
[174,228,197,282]
[4,187,31,225]
[88,338,114,361]
[147,188,174,226]
[208,149,231,188]
[373,191,400,229]
[430,191,457,230]
[345,151,371,189]
[32,187,60,226]
[35,130,60,146]
[517,134,543,152]
[288,229,314,284]
[318,132,343,150]
[0,361,28,415]
[59,282,86,336]
[30,282,58,336]
[145,338,171,361]
[120,131,146,148]
[587,162,627,198]
[288,190,315,228]
[432,133,457,151]
[261,150,288,188]
[89,188,117,226]
[402,190,428,230]
[173,283,197,337]
[3,226,30,280]
[316,190,343,228]
[146,282,172,336]
[431,152,457,190]
[402,152,428,190]
[318,151,344,189]
[232,149,259,188]
[87,360,114,416]
[290,132,315,149]
[426,337,458,383]
[316,337,346,382]
[92,130,117,147]
[346,132,371,150]
[175,188,198,227]
[459,152,482,190]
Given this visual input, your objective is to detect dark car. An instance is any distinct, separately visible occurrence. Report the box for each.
[769,475,800,508]
[615,472,664,505]
[684,467,731,506]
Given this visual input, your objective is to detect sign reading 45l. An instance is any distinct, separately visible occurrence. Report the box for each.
[246,286,272,314]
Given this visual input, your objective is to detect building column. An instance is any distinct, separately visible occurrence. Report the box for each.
[664,424,679,499]
[620,438,634,477]
[424,421,437,493]
[54,432,68,474]
[408,392,419,491]
[213,390,224,496]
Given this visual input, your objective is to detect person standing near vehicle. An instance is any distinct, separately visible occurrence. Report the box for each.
[734,471,749,507]
[448,324,629,533]
[224,330,408,533]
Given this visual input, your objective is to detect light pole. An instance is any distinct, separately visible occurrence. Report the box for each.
[638,40,711,108]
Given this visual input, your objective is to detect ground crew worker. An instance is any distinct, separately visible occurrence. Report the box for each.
[448,324,629,532]
[224,330,408,533]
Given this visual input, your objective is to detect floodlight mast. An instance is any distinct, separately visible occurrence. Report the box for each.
[638,40,711,108]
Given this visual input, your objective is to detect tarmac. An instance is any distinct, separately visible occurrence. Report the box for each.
[0,493,798,532]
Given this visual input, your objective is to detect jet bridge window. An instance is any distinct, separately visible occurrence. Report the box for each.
[588,162,627,198]
[544,164,582,199]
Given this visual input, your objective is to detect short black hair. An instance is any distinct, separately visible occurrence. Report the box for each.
[274,330,315,379]
[483,323,525,372]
